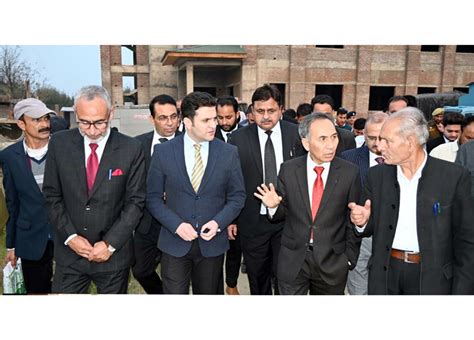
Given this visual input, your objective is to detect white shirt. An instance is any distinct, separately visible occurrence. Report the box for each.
[258,121,284,214]
[183,131,209,180]
[391,151,428,252]
[369,150,381,168]
[151,130,175,156]
[83,127,111,168]
[429,141,459,163]
[221,125,238,143]
[355,135,365,148]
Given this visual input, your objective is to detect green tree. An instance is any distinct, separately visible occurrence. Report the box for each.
[35,85,73,109]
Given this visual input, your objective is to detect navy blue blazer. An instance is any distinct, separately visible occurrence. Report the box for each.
[0,141,51,261]
[146,134,246,257]
[340,145,370,188]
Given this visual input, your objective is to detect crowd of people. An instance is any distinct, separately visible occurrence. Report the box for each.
[1,83,473,295]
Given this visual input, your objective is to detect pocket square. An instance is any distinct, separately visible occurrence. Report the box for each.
[111,169,123,176]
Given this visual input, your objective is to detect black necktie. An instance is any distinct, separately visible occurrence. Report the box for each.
[159,137,169,143]
[226,132,231,142]
[264,130,277,186]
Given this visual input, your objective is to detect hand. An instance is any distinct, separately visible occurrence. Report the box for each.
[67,235,93,259]
[200,220,219,241]
[227,224,237,240]
[348,199,371,226]
[176,222,198,241]
[88,241,112,263]
[4,249,17,267]
[253,183,282,209]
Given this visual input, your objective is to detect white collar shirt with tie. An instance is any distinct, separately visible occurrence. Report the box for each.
[183,131,209,181]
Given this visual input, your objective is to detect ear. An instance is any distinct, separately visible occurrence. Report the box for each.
[301,137,310,152]
[108,107,115,121]
[16,119,26,131]
[148,115,155,126]
[183,116,193,130]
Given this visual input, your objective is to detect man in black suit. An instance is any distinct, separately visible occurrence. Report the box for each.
[340,111,388,295]
[256,113,361,294]
[132,94,181,294]
[215,95,243,295]
[349,107,474,294]
[43,85,146,293]
[310,95,356,155]
[1,98,56,294]
[229,84,305,295]
[426,111,464,153]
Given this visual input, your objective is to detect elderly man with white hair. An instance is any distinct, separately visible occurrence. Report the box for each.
[348,107,474,295]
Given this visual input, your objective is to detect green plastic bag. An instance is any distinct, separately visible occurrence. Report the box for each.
[3,258,27,294]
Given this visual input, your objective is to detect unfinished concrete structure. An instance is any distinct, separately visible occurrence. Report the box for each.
[100,45,474,113]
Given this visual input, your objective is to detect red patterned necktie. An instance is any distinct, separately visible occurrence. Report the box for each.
[86,143,99,193]
[375,157,385,164]
[310,166,324,243]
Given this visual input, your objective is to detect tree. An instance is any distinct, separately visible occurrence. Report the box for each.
[0,46,41,99]
[35,85,73,109]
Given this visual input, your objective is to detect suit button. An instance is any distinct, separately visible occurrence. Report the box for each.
[191,215,196,219]
[389,225,393,230]
[383,266,387,271]
[386,245,390,251]
[391,204,396,209]
[195,196,200,200]
[85,205,91,211]
[83,226,88,231]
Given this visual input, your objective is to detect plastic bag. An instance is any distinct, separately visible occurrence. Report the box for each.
[3,258,27,294]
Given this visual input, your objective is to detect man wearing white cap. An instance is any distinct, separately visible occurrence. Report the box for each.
[0,98,56,294]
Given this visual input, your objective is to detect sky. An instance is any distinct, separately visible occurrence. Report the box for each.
[18,45,102,96]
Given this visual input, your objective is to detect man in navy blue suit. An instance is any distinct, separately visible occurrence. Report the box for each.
[146,91,246,294]
[340,111,388,294]
[1,98,56,294]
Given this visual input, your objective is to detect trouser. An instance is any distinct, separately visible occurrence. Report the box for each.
[22,240,54,294]
[346,236,372,295]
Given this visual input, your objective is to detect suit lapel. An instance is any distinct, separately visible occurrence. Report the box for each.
[249,124,263,178]
[70,130,88,197]
[173,135,195,194]
[12,142,42,196]
[295,157,312,221]
[198,139,218,193]
[280,121,293,161]
[89,129,119,197]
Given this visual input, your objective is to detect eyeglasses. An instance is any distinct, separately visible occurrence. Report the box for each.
[156,113,178,123]
[77,119,109,129]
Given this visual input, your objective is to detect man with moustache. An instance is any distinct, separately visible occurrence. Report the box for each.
[146,92,245,294]
[132,94,181,294]
[43,85,146,293]
[341,111,388,294]
[255,113,361,295]
[0,98,56,293]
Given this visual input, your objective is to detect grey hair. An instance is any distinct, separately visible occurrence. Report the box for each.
[364,111,389,132]
[298,112,334,139]
[74,85,112,110]
[388,107,429,146]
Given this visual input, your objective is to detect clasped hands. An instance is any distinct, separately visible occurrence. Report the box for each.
[176,220,219,242]
[68,236,112,262]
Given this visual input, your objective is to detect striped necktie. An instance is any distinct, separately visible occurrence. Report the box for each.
[191,143,204,192]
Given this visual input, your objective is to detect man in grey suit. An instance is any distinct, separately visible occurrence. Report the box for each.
[341,111,388,295]
[132,94,181,294]
[349,107,474,294]
[256,114,362,294]
[43,85,146,293]
[146,91,246,294]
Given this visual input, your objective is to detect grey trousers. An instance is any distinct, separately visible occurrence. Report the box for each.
[346,236,372,295]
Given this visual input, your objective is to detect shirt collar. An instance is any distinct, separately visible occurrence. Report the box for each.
[397,149,428,182]
[83,126,111,148]
[257,120,281,137]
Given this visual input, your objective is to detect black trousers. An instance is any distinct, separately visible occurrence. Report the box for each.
[21,240,54,294]
[240,218,282,295]
[225,232,242,288]
[131,225,163,294]
[278,248,346,295]
[52,260,129,294]
[387,256,421,295]
[161,240,224,294]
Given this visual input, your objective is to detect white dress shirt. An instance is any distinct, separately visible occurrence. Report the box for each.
[83,127,111,168]
[151,130,175,156]
[306,154,330,207]
[258,121,284,214]
[221,125,238,143]
[369,150,381,168]
[183,131,209,180]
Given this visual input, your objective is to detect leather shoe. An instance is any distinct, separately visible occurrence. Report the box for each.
[226,286,240,295]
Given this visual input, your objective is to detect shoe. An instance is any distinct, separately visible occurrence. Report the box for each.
[226,286,240,295]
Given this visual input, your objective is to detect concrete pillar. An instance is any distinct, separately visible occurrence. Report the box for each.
[355,45,373,114]
[405,45,421,95]
[441,45,456,92]
[186,64,194,94]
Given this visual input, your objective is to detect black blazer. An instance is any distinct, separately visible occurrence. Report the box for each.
[426,135,445,154]
[272,156,361,286]
[0,141,51,261]
[340,145,370,188]
[135,130,182,234]
[214,125,240,142]
[228,120,306,236]
[43,128,146,272]
[360,157,474,294]
[336,127,356,156]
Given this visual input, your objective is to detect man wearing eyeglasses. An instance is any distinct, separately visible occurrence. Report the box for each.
[132,94,181,294]
[43,85,146,294]
[0,98,56,294]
